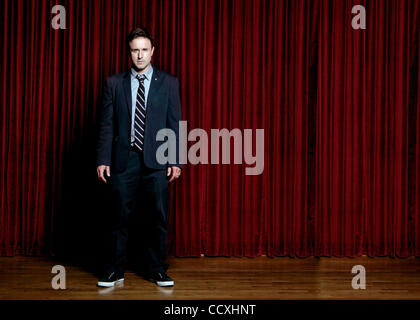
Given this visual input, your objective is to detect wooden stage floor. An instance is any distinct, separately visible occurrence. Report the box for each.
[1,256,420,300]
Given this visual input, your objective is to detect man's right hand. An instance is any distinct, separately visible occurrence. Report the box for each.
[97,165,111,183]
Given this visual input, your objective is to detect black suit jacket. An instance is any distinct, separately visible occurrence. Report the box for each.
[96,67,182,171]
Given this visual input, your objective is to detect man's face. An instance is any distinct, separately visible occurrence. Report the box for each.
[129,37,154,73]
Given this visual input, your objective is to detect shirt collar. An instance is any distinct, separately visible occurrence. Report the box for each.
[131,65,153,81]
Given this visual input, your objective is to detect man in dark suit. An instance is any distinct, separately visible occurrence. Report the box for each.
[96,28,182,287]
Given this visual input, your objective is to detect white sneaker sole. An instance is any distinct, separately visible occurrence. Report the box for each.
[97,278,124,287]
[156,280,174,287]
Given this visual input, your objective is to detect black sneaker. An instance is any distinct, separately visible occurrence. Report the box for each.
[97,272,124,287]
[148,272,174,287]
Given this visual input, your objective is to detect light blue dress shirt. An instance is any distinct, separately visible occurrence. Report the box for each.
[130,65,153,145]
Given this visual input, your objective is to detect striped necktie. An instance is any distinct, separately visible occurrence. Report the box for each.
[134,74,146,151]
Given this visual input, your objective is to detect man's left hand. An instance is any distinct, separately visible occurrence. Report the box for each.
[167,166,182,183]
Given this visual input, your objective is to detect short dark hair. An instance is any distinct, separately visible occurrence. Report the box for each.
[127,27,154,48]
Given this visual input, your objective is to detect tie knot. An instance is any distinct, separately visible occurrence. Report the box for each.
[136,74,145,83]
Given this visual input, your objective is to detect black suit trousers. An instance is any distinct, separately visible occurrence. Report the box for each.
[105,148,170,276]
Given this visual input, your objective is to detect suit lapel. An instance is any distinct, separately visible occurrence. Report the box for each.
[147,68,164,110]
[122,71,132,118]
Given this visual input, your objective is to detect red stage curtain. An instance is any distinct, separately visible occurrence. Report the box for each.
[0,0,419,257]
